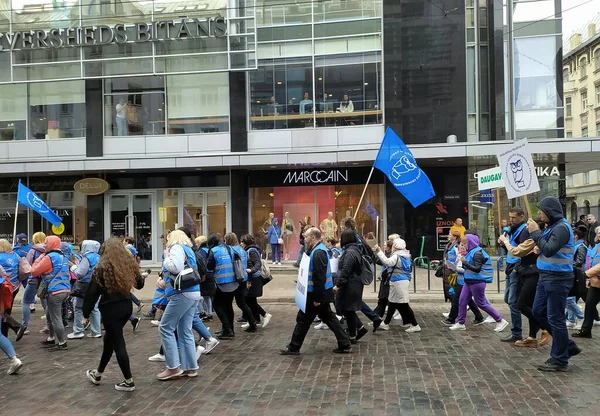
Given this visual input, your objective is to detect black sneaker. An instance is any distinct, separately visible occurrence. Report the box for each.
[356,326,369,341]
[86,369,102,385]
[569,343,582,358]
[40,339,56,347]
[572,330,592,338]
[472,318,485,326]
[202,315,213,321]
[373,319,382,333]
[236,317,247,324]
[500,334,522,342]
[16,325,27,342]
[217,330,235,339]
[441,319,455,326]
[244,325,258,333]
[48,342,68,351]
[115,380,135,392]
[332,346,352,354]
[537,358,569,372]
[143,311,155,319]
[349,337,357,345]
[279,347,300,356]
[131,318,140,332]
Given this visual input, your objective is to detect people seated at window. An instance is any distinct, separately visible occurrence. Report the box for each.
[266,96,279,116]
[338,94,354,113]
[320,93,334,113]
[299,92,313,114]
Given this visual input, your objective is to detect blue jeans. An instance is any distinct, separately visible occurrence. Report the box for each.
[360,302,381,322]
[566,296,584,323]
[504,271,522,338]
[0,331,15,358]
[271,243,281,262]
[72,297,101,335]
[21,281,38,326]
[532,277,578,365]
[497,248,507,269]
[116,116,127,136]
[192,315,211,341]
[159,293,200,371]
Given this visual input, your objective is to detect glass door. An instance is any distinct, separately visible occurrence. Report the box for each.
[180,190,228,238]
[108,193,154,262]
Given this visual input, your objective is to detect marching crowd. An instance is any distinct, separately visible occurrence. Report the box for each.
[0,195,594,390]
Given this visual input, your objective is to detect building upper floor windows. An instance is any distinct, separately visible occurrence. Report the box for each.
[566,96,572,117]
[582,91,588,109]
[583,126,589,137]
[584,171,590,185]
[595,48,600,71]
[596,85,600,106]
[580,57,588,78]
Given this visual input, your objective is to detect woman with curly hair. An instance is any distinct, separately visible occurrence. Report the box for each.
[83,238,144,392]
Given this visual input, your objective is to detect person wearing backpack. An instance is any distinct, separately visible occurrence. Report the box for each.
[334,231,368,343]
[195,236,216,321]
[374,238,421,333]
[241,234,272,328]
[67,240,102,340]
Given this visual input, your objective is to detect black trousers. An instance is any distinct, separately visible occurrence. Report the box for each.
[246,297,266,322]
[448,284,483,323]
[384,302,418,326]
[1,290,20,337]
[342,311,363,338]
[288,300,351,351]
[373,298,387,318]
[214,288,236,332]
[582,286,600,334]
[98,300,132,380]
[234,284,256,327]
[517,275,541,338]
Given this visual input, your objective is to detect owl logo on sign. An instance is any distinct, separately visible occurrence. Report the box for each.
[510,159,525,188]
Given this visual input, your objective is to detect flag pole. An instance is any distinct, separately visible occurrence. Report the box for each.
[12,181,20,247]
[354,167,374,220]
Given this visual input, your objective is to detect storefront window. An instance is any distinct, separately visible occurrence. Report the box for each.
[29,81,86,140]
[167,73,230,134]
[104,76,165,136]
[0,84,27,141]
[0,194,27,241]
[250,183,384,257]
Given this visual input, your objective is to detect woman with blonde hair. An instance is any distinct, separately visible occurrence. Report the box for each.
[21,232,47,335]
[84,238,144,391]
[156,230,201,380]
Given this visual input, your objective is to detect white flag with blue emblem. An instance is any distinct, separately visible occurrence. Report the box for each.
[496,138,540,199]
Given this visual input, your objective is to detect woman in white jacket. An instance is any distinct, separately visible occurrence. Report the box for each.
[374,238,421,333]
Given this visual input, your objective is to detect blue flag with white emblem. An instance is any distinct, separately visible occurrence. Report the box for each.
[16,180,62,227]
[373,127,436,208]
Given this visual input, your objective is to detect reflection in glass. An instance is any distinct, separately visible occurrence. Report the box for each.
[0,84,27,141]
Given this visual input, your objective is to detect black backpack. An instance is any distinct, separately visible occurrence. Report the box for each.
[356,237,375,285]
[194,249,208,282]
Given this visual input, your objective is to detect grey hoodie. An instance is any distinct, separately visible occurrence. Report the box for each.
[74,240,101,279]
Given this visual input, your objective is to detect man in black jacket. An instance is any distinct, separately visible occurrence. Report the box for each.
[529,197,581,371]
[280,228,352,355]
[585,214,600,247]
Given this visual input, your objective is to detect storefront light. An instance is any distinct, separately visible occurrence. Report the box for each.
[269,193,274,197]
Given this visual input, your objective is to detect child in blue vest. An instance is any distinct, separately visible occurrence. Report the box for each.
[450,234,508,332]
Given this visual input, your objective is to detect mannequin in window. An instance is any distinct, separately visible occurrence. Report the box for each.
[320,211,338,240]
[116,98,128,136]
[282,212,295,261]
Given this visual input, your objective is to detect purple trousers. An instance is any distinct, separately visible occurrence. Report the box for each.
[457,281,502,324]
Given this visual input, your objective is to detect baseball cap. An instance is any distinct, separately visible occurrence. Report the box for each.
[16,233,28,244]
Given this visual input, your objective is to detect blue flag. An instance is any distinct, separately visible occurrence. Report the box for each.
[373,127,436,208]
[17,181,62,227]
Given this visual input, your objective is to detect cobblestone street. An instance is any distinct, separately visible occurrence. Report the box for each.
[2,303,600,416]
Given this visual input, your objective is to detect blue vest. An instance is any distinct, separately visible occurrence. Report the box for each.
[164,244,200,297]
[506,223,527,264]
[586,243,600,271]
[307,243,333,292]
[79,252,100,283]
[247,247,262,278]
[537,219,575,273]
[0,252,19,286]
[447,244,464,285]
[463,247,493,283]
[390,255,412,282]
[230,245,248,282]
[13,244,30,258]
[45,252,71,294]
[212,244,235,286]
[152,285,168,306]
[200,247,213,272]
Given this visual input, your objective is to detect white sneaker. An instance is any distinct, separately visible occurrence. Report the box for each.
[150,320,160,327]
[494,319,509,332]
[261,313,272,328]
[378,323,390,331]
[67,332,84,339]
[575,320,583,330]
[449,323,466,331]
[241,323,250,329]
[195,346,205,361]
[278,262,282,265]
[483,316,496,324]
[203,337,220,354]
[7,358,22,375]
[314,322,328,330]
[566,321,577,329]
[148,353,165,362]
[442,312,450,318]
[393,310,401,320]
[405,325,421,333]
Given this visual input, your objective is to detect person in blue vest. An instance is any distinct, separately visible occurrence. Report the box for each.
[241,234,272,328]
[280,227,351,355]
[0,268,24,374]
[441,230,485,326]
[20,232,47,334]
[30,236,71,351]
[155,230,201,381]
[67,240,101,340]
[566,226,587,329]
[450,234,508,332]
[529,196,581,371]
[375,238,421,332]
[498,207,549,347]
[496,220,510,270]
[196,235,216,321]
[13,233,30,259]
[0,239,25,339]
[572,225,600,339]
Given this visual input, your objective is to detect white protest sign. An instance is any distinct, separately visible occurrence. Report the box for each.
[295,253,311,312]
[496,138,540,199]
[476,166,504,191]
